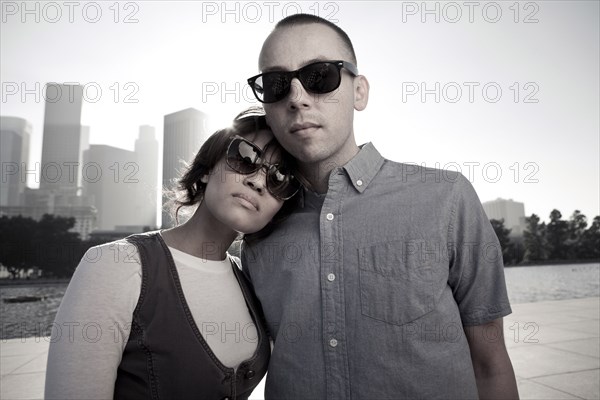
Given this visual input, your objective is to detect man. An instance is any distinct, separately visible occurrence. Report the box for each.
[242,14,519,399]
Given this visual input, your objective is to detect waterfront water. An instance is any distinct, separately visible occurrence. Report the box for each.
[504,262,599,304]
[1,263,598,339]
[0,283,68,340]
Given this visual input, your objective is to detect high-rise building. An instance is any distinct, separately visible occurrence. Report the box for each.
[79,125,90,187]
[135,125,159,228]
[482,198,526,236]
[0,116,31,206]
[40,83,84,192]
[83,145,141,230]
[162,108,208,227]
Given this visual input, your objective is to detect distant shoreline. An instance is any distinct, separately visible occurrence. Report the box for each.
[0,278,70,287]
[0,260,599,287]
[506,259,600,268]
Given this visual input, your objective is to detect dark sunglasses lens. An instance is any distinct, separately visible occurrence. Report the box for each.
[228,138,300,199]
[267,166,300,199]
[299,62,341,94]
[228,139,260,173]
[257,72,291,103]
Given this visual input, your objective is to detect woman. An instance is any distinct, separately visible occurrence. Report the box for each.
[44,108,300,399]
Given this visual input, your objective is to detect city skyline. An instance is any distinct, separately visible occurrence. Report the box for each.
[0,82,163,234]
[2,1,599,223]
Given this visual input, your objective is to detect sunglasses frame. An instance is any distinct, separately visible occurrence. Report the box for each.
[247,60,359,104]
[225,136,300,201]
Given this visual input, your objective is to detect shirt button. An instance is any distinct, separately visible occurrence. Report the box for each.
[329,338,338,347]
[245,370,256,380]
[356,179,363,186]
[326,213,334,221]
[327,273,335,282]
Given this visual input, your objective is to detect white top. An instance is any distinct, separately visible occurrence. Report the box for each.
[44,237,258,400]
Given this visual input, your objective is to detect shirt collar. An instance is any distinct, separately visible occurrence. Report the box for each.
[342,142,385,193]
[298,142,385,207]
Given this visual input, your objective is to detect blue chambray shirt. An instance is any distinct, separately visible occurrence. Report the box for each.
[242,143,512,399]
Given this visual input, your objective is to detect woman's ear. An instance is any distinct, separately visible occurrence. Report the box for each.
[354,75,370,111]
[200,174,209,184]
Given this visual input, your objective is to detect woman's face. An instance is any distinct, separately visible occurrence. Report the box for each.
[201,129,286,234]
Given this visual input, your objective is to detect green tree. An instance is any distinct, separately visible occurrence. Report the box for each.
[31,214,82,278]
[546,209,569,260]
[509,236,525,265]
[567,210,588,259]
[0,216,37,278]
[581,216,600,259]
[489,219,512,264]
[523,214,547,262]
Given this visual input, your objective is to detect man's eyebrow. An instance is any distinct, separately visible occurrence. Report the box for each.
[261,57,333,73]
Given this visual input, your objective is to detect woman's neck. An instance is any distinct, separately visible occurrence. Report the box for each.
[161,206,238,261]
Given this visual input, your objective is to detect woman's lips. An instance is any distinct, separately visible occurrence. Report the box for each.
[232,193,259,211]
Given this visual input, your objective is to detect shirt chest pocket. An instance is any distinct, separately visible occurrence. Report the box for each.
[358,240,436,326]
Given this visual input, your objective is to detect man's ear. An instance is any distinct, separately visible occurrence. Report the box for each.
[354,75,370,111]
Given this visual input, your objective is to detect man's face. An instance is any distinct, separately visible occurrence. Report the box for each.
[258,23,364,171]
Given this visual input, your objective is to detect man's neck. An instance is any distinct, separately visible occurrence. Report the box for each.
[299,146,361,194]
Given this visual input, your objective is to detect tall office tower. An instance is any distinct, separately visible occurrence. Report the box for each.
[79,125,90,188]
[83,145,140,230]
[40,83,83,192]
[0,116,31,206]
[162,108,207,227]
[135,125,159,228]
[482,198,527,236]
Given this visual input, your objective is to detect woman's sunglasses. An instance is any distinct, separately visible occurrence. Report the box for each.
[226,136,301,200]
[247,60,358,104]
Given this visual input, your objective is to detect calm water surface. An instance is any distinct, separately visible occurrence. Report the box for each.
[504,262,599,304]
[1,283,68,340]
[1,263,599,339]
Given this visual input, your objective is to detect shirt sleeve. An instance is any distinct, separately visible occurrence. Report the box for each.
[44,240,142,400]
[446,174,512,326]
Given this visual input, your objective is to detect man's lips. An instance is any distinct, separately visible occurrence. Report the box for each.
[232,193,259,211]
[290,122,321,134]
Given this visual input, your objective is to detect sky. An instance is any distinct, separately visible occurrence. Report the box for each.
[1,0,599,224]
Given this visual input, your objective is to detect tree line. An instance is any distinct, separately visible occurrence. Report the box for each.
[491,209,600,265]
[0,215,106,279]
[1,209,599,279]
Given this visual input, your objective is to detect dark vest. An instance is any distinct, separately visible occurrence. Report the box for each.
[113,232,270,400]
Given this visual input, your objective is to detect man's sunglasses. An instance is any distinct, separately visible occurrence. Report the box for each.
[247,60,358,104]
[226,136,301,201]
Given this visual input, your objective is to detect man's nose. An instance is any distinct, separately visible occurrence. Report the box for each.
[287,78,312,110]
